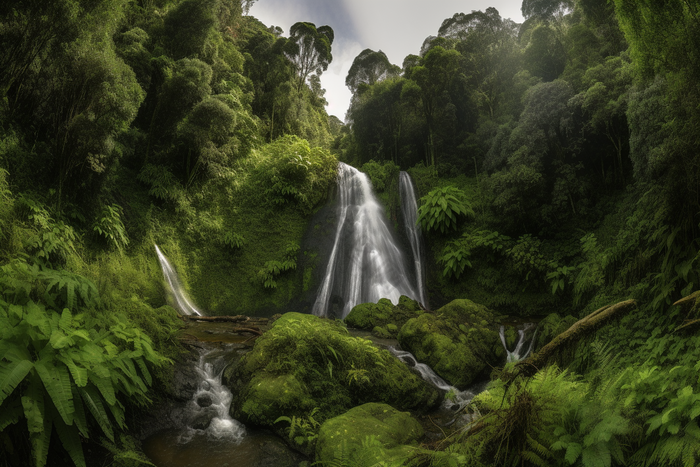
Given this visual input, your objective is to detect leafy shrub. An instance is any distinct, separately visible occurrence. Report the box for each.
[257,243,299,288]
[0,301,168,467]
[359,160,399,193]
[93,204,129,251]
[439,243,472,279]
[222,231,246,250]
[16,195,78,266]
[0,260,99,311]
[256,135,337,213]
[418,185,474,234]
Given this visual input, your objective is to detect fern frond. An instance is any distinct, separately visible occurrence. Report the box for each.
[79,386,114,442]
[34,358,74,426]
[51,402,86,467]
[29,412,52,467]
[0,397,22,431]
[0,358,33,405]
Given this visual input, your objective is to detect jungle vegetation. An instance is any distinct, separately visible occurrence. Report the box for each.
[1,0,700,465]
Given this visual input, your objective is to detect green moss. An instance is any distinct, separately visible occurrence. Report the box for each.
[240,374,316,426]
[345,295,424,338]
[315,403,425,467]
[398,299,502,388]
[225,312,440,450]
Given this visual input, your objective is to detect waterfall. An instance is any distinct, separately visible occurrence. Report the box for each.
[178,348,246,444]
[399,172,427,308]
[155,244,203,316]
[312,163,419,318]
[499,323,538,363]
[389,347,478,412]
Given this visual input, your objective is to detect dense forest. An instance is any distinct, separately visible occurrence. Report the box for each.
[1,0,700,466]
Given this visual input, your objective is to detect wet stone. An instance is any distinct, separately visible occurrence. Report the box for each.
[196,394,213,408]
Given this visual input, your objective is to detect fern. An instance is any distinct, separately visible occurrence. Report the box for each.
[92,204,129,251]
[257,243,299,289]
[0,300,168,467]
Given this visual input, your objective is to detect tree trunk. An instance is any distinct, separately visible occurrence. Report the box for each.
[514,299,637,377]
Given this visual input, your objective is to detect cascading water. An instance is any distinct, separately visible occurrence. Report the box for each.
[399,171,427,308]
[389,347,478,412]
[499,323,538,363]
[155,244,202,316]
[178,348,245,444]
[312,163,419,318]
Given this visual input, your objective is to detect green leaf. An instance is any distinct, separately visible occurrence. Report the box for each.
[21,375,45,434]
[51,403,86,467]
[79,386,114,441]
[0,397,22,431]
[29,409,53,467]
[35,359,74,426]
[565,442,582,464]
[0,358,34,405]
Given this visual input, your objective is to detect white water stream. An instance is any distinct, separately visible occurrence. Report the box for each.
[389,347,478,412]
[499,323,538,363]
[312,163,420,318]
[399,172,428,308]
[179,348,245,444]
[155,244,202,316]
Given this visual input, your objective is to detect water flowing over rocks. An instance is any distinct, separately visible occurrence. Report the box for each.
[223,312,441,455]
[398,299,505,388]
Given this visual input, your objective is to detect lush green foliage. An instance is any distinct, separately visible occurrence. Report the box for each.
[0,297,167,467]
[418,186,474,234]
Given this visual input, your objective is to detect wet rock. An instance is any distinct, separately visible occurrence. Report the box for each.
[196,394,213,408]
[189,413,212,431]
[315,403,426,466]
[345,295,424,338]
[398,299,503,388]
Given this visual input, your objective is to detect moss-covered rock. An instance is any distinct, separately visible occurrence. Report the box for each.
[224,312,440,454]
[315,403,425,467]
[397,299,503,388]
[345,295,424,338]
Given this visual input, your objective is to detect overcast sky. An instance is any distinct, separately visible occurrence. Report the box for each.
[248,0,525,121]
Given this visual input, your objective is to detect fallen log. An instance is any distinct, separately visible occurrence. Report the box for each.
[513,298,637,377]
[185,315,265,324]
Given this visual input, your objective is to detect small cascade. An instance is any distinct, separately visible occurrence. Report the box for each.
[499,323,538,363]
[399,172,427,308]
[178,348,245,444]
[312,163,419,318]
[389,347,477,412]
[155,244,202,316]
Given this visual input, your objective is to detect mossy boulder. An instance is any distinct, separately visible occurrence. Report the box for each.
[345,295,424,338]
[315,403,425,467]
[225,312,441,453]
[397,299,503,388]
[535,313,578,351]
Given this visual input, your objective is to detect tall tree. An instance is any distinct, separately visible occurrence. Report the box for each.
[284,22,334,91]
[345,49,400,94]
